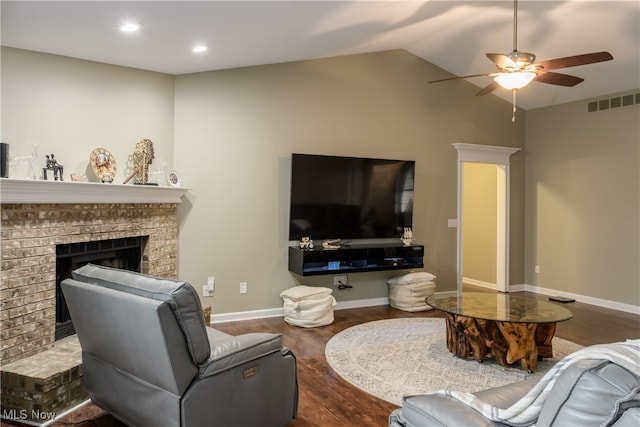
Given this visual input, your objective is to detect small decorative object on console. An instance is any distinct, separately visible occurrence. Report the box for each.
[401,227,414,246]
[322,239,341,249]
[90,148,117,183]
[299,237,314,250]
[42,154,63,181]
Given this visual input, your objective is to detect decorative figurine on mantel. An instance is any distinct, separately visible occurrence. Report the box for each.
[123,138,157,185]
[43,154,63,181]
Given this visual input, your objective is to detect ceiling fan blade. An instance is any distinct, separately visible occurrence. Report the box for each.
[429,73,491,83]
[534,52,613,71]
[486,53,517,69]
[476,81,500,96]
[534,71,584,87]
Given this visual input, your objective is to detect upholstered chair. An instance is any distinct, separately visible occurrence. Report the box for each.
[62,264,298,427]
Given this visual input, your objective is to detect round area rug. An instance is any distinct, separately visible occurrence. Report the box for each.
[325,318,583,406]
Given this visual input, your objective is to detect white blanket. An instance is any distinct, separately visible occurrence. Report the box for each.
[434,339,640,426]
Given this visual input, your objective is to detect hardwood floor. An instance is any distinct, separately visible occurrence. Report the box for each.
[6,289,639,427]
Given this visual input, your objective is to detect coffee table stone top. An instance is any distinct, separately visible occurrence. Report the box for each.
[426,291,573,323]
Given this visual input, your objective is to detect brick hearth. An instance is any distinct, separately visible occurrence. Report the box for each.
[0,191,182,424]
[1,336,85,423]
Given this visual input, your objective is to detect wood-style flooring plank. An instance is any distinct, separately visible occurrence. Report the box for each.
[3,288,637,427]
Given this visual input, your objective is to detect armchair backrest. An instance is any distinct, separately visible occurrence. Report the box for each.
[61,264,210,397]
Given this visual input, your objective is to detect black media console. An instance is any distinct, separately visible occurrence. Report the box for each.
[288,243,424,276]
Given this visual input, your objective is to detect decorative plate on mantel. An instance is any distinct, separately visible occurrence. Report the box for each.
[90,148,117,183]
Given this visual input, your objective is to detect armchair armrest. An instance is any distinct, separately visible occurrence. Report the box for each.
[198,331,284,378]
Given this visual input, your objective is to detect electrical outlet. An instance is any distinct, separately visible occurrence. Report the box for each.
[333,275,348,286]
[207,276,215,292]
[240,281,248,294]
[535,265,540,274]
[202,284,213,297]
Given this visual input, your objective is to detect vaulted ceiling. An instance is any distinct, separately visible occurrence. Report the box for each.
[2,1,638,110]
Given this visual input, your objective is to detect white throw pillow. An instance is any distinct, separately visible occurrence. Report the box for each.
[280,285,333,302]
[387,272,436,285]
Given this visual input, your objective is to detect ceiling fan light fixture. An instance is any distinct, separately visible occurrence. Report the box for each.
[507,51,536,69]
[494,71,536,90]
[192,45,208,53]
[120,23,141,33]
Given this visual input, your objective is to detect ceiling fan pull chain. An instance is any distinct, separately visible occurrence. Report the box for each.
[513,0,518,52]
[512,89,517,122]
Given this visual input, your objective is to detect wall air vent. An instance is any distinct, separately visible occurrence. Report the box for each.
[588,92,640,112]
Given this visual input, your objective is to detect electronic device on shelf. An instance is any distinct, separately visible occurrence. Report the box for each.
[288,153,415,241]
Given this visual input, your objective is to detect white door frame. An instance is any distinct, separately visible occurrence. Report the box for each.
[453,143,520,293]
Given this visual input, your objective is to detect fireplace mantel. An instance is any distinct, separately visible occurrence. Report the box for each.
[0,178,189,204]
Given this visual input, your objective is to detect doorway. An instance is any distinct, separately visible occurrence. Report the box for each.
[453,143,520,294]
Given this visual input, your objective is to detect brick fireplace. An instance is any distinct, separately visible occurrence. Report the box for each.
[0,179,188,422]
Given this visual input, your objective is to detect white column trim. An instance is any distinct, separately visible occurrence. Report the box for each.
[453,143,520,294]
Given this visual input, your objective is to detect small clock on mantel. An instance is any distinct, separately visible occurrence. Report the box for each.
[167,170,181,187]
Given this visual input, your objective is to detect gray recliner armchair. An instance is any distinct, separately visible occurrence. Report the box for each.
[389,340,640,427]
[61,264,298,427]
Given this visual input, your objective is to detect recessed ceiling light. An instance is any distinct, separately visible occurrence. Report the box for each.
[120,23,141,33]
[192,45,208,53]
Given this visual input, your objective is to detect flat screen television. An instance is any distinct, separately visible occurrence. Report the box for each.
[288,153,415,241]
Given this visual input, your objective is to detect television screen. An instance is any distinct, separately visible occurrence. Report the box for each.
[288,153,415,241]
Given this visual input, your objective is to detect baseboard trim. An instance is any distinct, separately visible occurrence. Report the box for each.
[334,297,390,311]
[210,307,284,324]
[518,284,640,315]
[209,287,639,324]
[209,297,390,324]
[463,277,496,290]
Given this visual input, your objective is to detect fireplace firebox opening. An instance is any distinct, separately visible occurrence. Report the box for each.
[55,236,147,340]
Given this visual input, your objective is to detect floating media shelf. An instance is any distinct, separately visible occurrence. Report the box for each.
[288,243,424,276]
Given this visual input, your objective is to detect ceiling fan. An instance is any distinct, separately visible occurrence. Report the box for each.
[429,0,613,121]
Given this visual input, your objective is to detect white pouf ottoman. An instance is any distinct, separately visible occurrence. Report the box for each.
[387,272,437,312]
[280,285,336,327]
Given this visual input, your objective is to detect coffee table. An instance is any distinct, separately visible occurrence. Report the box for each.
[426,292,573,372]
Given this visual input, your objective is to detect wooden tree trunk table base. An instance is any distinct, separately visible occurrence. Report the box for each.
[443,313,557,372]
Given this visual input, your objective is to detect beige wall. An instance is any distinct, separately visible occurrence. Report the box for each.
[2,46,635,313]
[2,47,528,316]
[173,50,525,313]
[0,47,175,182]
[463,162,497,285]
[525,93,640,306]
